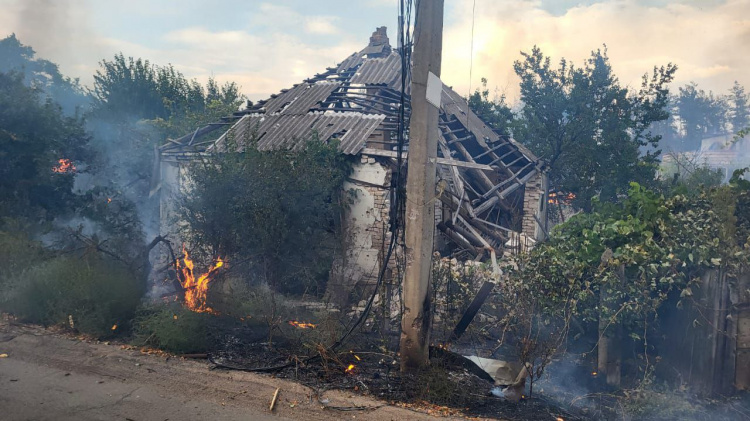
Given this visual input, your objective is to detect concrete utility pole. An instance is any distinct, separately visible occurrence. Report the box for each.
[400,0,444,372]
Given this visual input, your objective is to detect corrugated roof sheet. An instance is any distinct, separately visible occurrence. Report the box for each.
[192,40,541,170]
[350,53,401,86]
[211,112,385,155]
[262,82,341,116]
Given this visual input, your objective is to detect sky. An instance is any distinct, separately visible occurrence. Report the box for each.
[0,0,748,103]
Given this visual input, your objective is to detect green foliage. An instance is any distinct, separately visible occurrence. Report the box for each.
[512,46,677,210]
[133,303,211,354]
[729,81,749,135]
[467,77,514,136]
[0,34,89,114]
[92,53,242,123]
[86,53,244,243]
[509,180,749,336]
[180,135,351,294]
[676,83,728,150]
[3,254,145,338]
[664,161,724,197]
[0,72,91,224]
[0,225,49,291]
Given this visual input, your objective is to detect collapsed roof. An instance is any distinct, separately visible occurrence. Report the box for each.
[161,27,547,254]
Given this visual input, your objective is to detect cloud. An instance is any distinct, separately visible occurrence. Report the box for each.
[305,16,340,35]
[440,0,750,102]
[2,0,747,107]
[160,27,359,100]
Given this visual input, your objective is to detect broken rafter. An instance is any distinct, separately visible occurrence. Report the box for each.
[361,148,494,171]
[437,222,480,256]
[161,123,234,150]
[445,135,515,213]
[445,220,485,248]
[480,162,534,200]
[473,142,511,161]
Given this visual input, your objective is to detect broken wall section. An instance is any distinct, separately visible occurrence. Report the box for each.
[521,171,548,242]
[327,155,397,307]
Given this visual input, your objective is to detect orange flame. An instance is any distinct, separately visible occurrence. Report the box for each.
[52,158,76,174]
[345,364,355,373]
[288,321,316,329]
[176,246,223,313]
[548,192,576,205]
[111,324,117,331]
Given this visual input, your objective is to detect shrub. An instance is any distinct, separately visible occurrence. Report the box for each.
[179,135,351,295]
[0,226,48,291]
[4,254,144,338]
[133,303,211,354]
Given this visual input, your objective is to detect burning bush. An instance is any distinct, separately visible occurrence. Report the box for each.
[3,254,144,338]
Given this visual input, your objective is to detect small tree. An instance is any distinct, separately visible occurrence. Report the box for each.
[676,83,728,149]
[179,134,351,295]
[512,46,676,210]
[729,81,749,134]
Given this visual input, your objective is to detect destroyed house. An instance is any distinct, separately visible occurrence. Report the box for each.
[157,27,548,304]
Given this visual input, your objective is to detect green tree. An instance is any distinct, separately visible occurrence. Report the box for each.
[92,53,241,124]
[0,72,91,224]
[88,54,244,236]
[512,46,676,210]
[0,34,89,114]
[467,77,514,136]
[180,135,351,295]
[729,81,749,134]
[676,83,728,150]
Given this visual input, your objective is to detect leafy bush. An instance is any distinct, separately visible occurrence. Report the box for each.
[179,134,351,295]
[4,254,144,338]
[494,179,750,389]
[0,225,49,290]
[133,303,211,354]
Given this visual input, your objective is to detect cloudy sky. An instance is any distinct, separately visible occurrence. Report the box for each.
[1,0,748,103]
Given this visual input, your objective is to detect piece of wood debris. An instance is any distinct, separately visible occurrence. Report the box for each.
[269,387,280,411]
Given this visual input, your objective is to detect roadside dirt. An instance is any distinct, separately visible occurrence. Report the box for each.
[0,321,474,421]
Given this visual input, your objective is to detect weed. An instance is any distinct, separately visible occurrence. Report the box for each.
[3,254,144,338]
[133,303,211,354]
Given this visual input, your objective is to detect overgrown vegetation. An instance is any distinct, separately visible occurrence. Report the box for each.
[133,303,211,354]
[488,172,750,389]
[3,253,144,338]
[179,134,352,295]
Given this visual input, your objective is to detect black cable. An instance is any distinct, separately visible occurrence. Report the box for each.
[211,6,415,372]
[328,1,413,351]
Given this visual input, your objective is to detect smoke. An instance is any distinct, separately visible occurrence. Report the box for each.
[7,0,102,86]
[16,0,68,53]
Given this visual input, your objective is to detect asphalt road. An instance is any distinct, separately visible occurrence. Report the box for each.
[0,322,451,421]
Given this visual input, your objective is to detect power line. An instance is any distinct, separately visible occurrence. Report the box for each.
[467,0,477,130]
[329,1,413,351]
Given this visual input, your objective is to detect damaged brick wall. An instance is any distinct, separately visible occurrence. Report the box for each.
[327,155,398,307]
[521,171,548,242]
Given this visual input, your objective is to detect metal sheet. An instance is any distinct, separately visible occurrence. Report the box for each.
[211,115,265,152]
[350,53,401,86]
[282,82,340,115]
[263,84,308,114]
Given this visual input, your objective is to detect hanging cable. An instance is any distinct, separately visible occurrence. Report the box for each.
[467,0,477,130]
[328,1,413,351]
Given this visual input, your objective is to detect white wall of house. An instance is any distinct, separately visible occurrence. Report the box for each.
[327,156,392,306]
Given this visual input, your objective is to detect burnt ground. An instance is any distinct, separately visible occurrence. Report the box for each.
[0,321,462,421]
[205,321,590,421]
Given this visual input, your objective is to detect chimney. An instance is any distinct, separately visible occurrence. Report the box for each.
[369,26,389,47]
[365,27,391,58]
